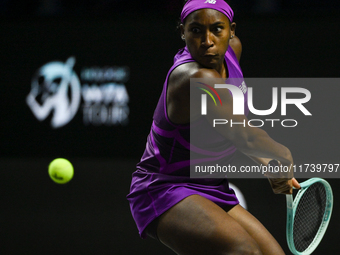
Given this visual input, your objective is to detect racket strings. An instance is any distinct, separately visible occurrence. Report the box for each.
[293,183,327,252]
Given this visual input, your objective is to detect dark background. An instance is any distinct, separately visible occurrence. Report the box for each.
[1,0,339,254]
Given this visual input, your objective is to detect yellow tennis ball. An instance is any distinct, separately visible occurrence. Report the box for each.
[48,158,74,184]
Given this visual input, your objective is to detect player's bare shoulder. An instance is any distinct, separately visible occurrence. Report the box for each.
[168,62,200,89]
[169,62,221,89]
[167,63,222,124]
[229,35,242,62]
[166,63,198,124]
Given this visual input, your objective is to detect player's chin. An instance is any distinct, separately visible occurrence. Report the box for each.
[197,58,219,69]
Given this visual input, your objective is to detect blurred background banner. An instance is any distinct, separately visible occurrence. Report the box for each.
[0,0,339,254]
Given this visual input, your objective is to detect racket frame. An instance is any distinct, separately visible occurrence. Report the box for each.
[286,178,333,255]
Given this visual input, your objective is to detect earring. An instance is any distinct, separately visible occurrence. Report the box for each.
[230,35,234,39]
[181,35,185,41]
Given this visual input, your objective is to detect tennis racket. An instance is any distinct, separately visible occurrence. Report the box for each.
[286,178,333,255]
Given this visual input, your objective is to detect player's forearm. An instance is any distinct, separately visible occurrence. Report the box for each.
[248,156,271,166]
[234,127,293,166]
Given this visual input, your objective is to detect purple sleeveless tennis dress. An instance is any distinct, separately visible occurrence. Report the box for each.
[127,45,248,238]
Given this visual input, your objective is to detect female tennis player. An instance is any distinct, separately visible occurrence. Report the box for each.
[127,0,300,254]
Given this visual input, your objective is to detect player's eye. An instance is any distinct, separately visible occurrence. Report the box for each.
[191,27,201,33]
[214,26,223,32]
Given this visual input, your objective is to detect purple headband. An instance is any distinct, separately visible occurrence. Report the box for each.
[181,0,234,23]
[181,0,234,22]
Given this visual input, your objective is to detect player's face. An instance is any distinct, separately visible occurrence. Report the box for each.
[181,9,234,69]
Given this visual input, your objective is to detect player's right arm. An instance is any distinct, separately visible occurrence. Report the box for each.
[167,65,294,189]
[190,69,294,179]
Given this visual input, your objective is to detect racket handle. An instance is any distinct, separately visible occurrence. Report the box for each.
[286,194,293,209]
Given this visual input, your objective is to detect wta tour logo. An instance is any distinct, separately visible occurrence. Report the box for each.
[27,57,130,128]
[26,57,81,128]
[197,80,312,127]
